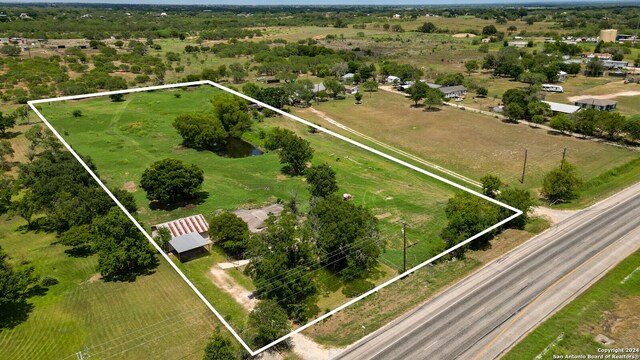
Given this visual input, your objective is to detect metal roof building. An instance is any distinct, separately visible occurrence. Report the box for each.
[542,101,581,114]
[168,232,212,261]
[153,214,209,238]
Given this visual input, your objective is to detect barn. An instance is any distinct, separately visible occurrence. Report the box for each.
[152,214,212,261]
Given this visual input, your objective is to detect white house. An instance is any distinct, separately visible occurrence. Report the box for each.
[439,85,467,99]
[386,75,400,84]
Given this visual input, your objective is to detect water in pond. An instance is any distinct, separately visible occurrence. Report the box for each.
[217,137,263,158]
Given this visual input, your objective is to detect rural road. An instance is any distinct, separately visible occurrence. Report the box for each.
[333,182,640,360]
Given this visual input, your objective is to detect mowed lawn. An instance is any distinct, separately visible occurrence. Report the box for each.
[0,216,217,360]
[38,85,478,334]
[301,90,640,202]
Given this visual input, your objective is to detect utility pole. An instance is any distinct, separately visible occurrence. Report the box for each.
[520,149,528,184]
[401,222,410,273]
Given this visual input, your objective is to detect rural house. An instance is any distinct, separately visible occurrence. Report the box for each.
[574,98,617,111]
[152,214,212,261]
[439,85,468,99]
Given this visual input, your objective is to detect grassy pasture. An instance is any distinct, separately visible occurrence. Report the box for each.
[37,85,483,337]
[0,216,217,360]
[299,90,640,204]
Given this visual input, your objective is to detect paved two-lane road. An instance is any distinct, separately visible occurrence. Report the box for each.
[335,183,640,360]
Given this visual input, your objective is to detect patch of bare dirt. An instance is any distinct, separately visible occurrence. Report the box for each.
[88,273,102,283]
[596,297,640,347]
[276,174,287,181]
[208,266,257,311]
[532,206,578,224]
[567,91,640,102]
[375,212,392,220]
[122,181,137,192]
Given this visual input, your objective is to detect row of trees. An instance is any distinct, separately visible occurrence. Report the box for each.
[483,46,580,83]
[501,87,640,143]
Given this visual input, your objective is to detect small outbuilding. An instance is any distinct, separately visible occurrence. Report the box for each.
[152,214,212,261]
[168,232,212,261]
[574,98,617,111]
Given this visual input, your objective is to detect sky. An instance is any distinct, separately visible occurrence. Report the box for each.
[0,0,631,5]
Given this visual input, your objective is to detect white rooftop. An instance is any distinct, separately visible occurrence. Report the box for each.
[542,101,581,114]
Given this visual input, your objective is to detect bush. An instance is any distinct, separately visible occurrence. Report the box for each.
[41,276,59,287]
[72,110,82,117]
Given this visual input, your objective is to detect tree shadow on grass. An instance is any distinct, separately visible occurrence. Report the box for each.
[15,217,51,234]
[149,191,209,211]
[0,301,34,331]
[63,245,94,258]
[422,107,442,112]
[101,265,158,283]
[0,131,22,140]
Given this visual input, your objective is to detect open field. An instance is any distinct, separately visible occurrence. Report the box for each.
[297,90,640,206]
[0,215,218,360]
[36,84,501,343]
[504,249,640,360]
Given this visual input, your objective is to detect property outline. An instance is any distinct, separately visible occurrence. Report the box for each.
[28,80,522,356]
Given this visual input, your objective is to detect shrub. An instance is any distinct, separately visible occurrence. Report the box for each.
[72,110,83,117]
[41,276,59,287]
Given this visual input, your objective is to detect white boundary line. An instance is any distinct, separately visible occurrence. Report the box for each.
[28,80,522,356]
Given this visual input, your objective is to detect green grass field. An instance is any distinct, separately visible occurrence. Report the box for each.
[300,90,640,207]
[37,84,487,338]
[504,249,640,360]
[0,215,217,360]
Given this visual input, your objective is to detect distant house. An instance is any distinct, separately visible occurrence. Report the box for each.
[557,71,568,82]
[574,98,617,111]
[341,73,355,82]
[386,75,400,84]
[346,85,359,94]
[392,14,402,19]
[439,85,467,99]
[233,204,284,233]
[602,60,629,69]
[152,214,212,261]
[582,52,613,61]
[19,13,30,20]
[508,41,528,48]
[542,101,581,115]
[481,38,491,43]
[160,12,168,17]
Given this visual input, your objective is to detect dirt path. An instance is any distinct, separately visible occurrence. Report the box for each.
[567,91,640,102]
[532,206,579,224]
[208,266,257,311]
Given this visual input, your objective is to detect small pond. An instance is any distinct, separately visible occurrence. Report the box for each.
[217,137,263,158]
